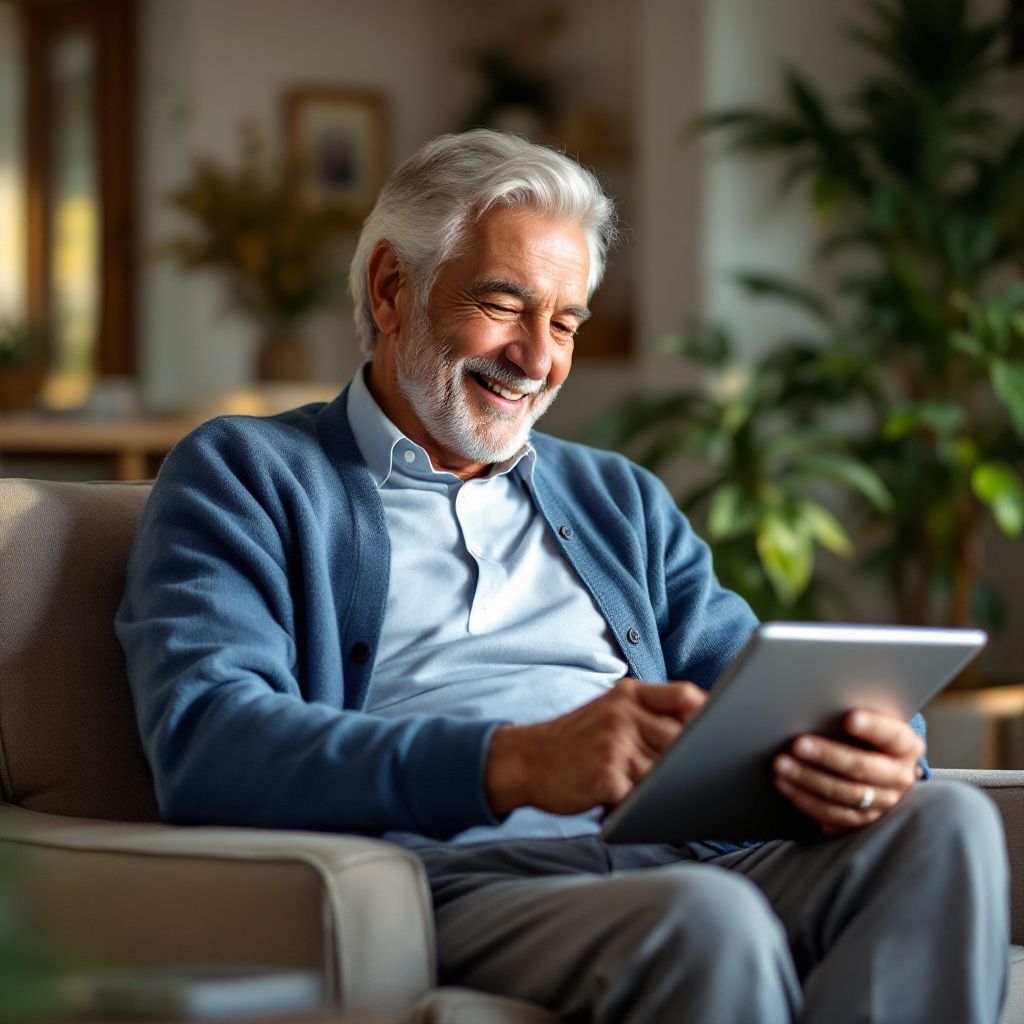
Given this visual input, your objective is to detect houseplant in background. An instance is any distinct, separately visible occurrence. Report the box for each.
[597,0,1024,634]
[699,0,1024,630]
[161,124,353,381]
[587,299,892,621]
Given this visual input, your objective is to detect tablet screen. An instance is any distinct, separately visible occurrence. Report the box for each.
[601,622,986,845]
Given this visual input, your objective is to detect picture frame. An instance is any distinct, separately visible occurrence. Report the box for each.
[284,87,389,218]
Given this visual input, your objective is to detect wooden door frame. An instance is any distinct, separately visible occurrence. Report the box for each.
[17,0,136,377]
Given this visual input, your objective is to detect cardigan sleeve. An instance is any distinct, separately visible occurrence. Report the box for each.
[116,418,504,837]
[638,468,758,689]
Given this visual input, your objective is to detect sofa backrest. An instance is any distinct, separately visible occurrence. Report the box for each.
[0,478,159,821]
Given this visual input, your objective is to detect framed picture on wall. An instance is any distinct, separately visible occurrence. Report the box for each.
[284,88,389,218]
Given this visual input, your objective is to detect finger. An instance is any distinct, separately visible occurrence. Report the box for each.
[775,754,900,813]
[633,681,708,720]
[595,739,660,808]
[633,706,686,755]
[625,745,658,785]
[844,710,925,761]
[789,734,918,791]
[776,775,884,833]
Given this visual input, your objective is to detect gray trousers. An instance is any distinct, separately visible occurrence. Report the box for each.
[417,782,1009,1023]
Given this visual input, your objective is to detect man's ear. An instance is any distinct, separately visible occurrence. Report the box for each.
[366,241,404,336]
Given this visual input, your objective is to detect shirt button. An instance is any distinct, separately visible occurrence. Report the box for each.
[350,641,372,663]
[626,628,641,645]
[558,525,574,540]
[403,450,416,464]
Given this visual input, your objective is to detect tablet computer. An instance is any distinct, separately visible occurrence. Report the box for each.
[600,622,986,845]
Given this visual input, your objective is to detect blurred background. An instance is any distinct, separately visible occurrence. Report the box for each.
[0,0,1023,760]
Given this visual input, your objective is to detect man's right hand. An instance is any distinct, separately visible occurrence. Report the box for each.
[485,679,707,816]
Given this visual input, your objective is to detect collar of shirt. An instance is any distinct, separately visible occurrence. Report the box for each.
[346,362,536,488]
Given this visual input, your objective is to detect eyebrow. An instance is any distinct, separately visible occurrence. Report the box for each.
[474,279,591,323]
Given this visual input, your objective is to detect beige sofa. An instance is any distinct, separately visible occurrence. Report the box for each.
[0,477,1020,1022]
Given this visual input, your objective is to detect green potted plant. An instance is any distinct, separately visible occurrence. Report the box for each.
[696,0,1024,630]
[597,0,1023,634]
[161,124,353,381]
[588,300,892,620]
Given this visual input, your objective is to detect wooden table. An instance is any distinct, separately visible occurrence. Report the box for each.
[0,412,204,480]
[0,386,342,481]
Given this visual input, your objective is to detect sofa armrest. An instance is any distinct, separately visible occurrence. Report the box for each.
[932,768,1024,945]
[0,804,434,1013]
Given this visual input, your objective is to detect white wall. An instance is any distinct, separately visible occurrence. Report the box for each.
[137,0,658,432]
[701,0,875,349]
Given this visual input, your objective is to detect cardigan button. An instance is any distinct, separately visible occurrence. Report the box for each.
[626,628,641,645]
[350,641,372,664]
[558,524,574,540]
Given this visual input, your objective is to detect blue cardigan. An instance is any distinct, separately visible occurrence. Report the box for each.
[116,386,765,838]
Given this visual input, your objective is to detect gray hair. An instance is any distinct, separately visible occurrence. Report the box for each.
[348,129,618,355]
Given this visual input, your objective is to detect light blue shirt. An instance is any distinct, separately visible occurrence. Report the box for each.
[347,365,628,843]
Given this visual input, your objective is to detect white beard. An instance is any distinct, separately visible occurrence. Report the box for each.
[395,318,561,465]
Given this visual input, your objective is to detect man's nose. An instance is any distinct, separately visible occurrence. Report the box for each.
[506,317,553,381]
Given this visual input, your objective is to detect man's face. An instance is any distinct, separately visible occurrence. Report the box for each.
[370,206,592,479]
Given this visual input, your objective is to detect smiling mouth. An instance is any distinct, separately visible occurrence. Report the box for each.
[471,371,534,403]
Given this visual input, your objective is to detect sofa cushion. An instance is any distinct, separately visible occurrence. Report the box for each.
[935,767,1024,945]
[1003,945,1024,1024]
[0,479,157,820]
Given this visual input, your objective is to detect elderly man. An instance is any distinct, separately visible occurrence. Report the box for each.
[118,130,1008,1023]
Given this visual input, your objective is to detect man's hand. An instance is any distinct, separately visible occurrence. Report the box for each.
[773,709,925,836]
[486,679,707,816]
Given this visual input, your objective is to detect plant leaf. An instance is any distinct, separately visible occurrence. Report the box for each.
[792,451,894,511]
[949,329,985,360]
[992,360,1024,436]
[734,271,834,323]
[756,512,814,605]
[883,400,967,440]
[972,461,1024,537]
[707,483,760,541]
[797,501,856,557]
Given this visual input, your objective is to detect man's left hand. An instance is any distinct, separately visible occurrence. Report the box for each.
[773,710,925,836]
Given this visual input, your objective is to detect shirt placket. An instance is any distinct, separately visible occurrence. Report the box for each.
[456,480,506,635]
